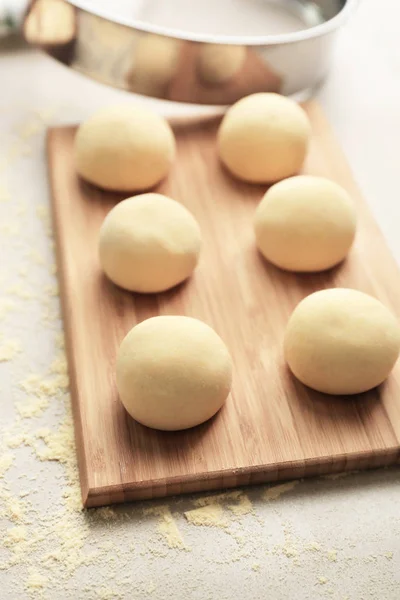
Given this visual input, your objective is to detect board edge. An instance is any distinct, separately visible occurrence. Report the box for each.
[46,128,90,508]
[84,447,400,507]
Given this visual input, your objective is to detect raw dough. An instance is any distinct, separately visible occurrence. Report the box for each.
[198,44,246,84]
[284,288,400,395]
[116,316,233,430]
[254,176,357,272]
[74,105,175,191]
[99,193,202,293]
[217,93,311,183]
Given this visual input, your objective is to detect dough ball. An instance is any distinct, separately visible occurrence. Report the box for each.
[74,105,175,192]
[254,176,357,272]
[99,193,202,293]
[198,44,246,84]
[217,93,311,183]
[284,288,400,395]
[116,316,233,431]
[127,34,181,95]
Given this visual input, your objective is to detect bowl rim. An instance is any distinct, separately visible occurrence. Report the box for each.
[66,0,359,46]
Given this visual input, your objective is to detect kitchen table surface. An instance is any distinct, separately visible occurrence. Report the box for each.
[1,1,400,598]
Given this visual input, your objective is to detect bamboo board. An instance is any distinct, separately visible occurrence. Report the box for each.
[47,102,400,508]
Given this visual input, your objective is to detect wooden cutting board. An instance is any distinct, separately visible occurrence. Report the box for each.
[47,102,400,508]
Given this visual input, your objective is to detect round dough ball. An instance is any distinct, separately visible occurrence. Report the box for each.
[116,316,233,430]
[198,44,246,84]
[217,93,311,183]
[74,105,175,191]
[99,193,202,293]
[284,288,400,395]
[254,176,357,272]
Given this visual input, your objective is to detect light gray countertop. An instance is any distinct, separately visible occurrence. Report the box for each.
[0,1,399,598]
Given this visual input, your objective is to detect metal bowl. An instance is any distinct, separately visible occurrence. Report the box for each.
[24,0,358,104]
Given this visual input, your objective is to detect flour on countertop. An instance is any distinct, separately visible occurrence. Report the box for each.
[0,299,16,321]
[185,491,253,528]
[6,283,36,299]
[144,505,187,550]
[193,489,242,507]
[185,504,228,528]
[4,526,27,547]
[0,339,20,361]
[228,492,253,516]
[0,221,20,236]
[0,453,14,476]
[25,567,48,591]
[36,204,52,237]
[327,549,338,562]
[305,541,322,552]
[0,181,11,202]
[263,480,299,501]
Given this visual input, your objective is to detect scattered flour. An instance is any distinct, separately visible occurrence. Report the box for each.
[0,453,14,477]
[0,299,16,320]
[4,526,27,547]
[16,363,69,418]
[6,283,36,299]
[185,504,227,528]
[95,507,117,521]
[272,523,299,562]
[327,549,338,562]
[305,541,322,552]
[0,222,20,236]
[0,339,20,362]
[15,117,43,141]
[263,480,299,501]
[26,567,48,591]
[26,249,45,266]
[185,490,254,530]
[36,204,52,236]
[144,506,186,550]
[194,490,242,507]
[228,493,253,516]
[0,181,11,202]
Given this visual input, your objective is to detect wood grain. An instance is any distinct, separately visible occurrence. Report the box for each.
[47,102,400,508]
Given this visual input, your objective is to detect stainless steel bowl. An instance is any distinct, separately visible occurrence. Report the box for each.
[24,0,358,104]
